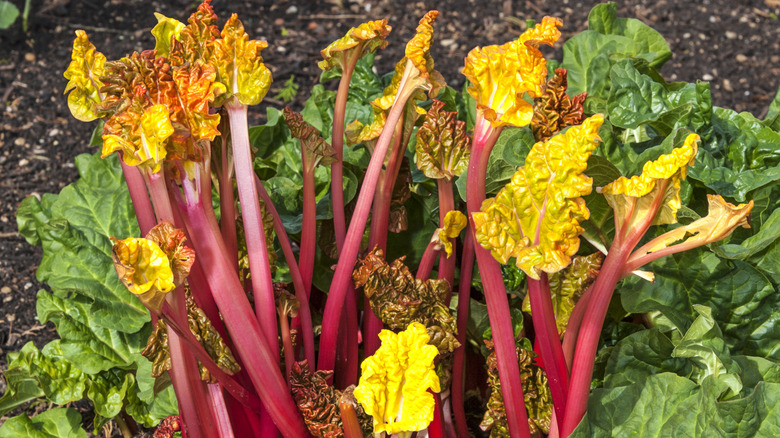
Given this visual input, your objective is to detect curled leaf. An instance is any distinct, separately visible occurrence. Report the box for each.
[102,104,175,173]
[151,13,185,58]
[290,361,373,438]
[473,114,604,279]
[432,210,468,258]
[283,107,337,168]
[601,133,699,234]
[353,247,459,352]
[404,11,446,97]
[168,0,220,67]
[111,234,174,312]
[213,14,272,106]
[531,68,587,142]
[628,195,753,270]
[414,99,471,180]
[521,253,603,334]
[185,295,240,381]
[462,17,562,128]
[319,19,392,72]
[145,222,195,287]
[388,158,412,234]
[274,282,300,318]
[142,319,171,378]
[481,338,552,436]
[354,322,441,435]
[63,30,106,122]
[169,62,224,160]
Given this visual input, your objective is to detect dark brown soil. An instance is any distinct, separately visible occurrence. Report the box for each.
[1,0,778,434]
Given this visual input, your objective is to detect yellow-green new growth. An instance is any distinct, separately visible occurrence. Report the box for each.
[473,115,604,279]
[354,322,440,436]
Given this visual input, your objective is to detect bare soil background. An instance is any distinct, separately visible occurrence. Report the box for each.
[1,0,779,434]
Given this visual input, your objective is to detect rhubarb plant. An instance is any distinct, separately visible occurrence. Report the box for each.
[4,2,780,438]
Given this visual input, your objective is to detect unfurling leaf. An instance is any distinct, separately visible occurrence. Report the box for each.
[354,323,441,435]
[64,30,107,122]
[601,133,699,236]
[481,338,552,436]
[353,247,459,352]
[274,282,300,318]
[319,20,392,72]
[531,68,587,142]
[111,235,175,312]
[169,62,224,160]
[432,210,468,258]
[151,13,185,58]
[185,295,240,381]
[283,107,337,169]
[627,195,753,270]
[167,0,220,67]
[403,11,446,98]
[388,158,412,233]
[290,361,373,438]
[237,197,277,276]
[462,17,562,128]
[473,114,604,279]
[141,296,240,382]
[212,14,272,106]
[145,222,195,287]
[102,104,175,173]
[415,99,471,180]
[141,320,171,378]
[522,252,603,334]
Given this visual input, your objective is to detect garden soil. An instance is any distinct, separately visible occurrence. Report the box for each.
[1,0,779,434]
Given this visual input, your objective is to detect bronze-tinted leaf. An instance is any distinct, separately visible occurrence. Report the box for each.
[414,99,471,180]
[531,68,587,142]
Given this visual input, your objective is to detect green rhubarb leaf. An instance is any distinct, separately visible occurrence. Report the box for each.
[0,408,87,438]
[571,372,780,437]
[36,290,148,374]
[762,86,780,131]
[601,329,689,389]
[87,369,134,430]
[473,115,604,279]
[621,250,780,360]
[587,2,671,69]
[16,153,147,333]
[689,107,780,202]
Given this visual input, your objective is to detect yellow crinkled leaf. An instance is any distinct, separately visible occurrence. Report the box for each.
[404,10,446,97]
[601,133,699,232]
[172,62,224,144]
[111,236,175,312]
[213,14,272,106]
[145,222,195,287]
[630,194,753,261]
[63,30,106,122]
[319,19,392,72]
[102,104,174,173]
[151,13,186,58]
[473,114,604,279]
[354,322,440,436]
[462,17,562,128]
[433,211,468,258]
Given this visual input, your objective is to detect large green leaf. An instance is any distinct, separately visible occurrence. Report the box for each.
[36,291,149,374]
[16,153,147,333]
[607,60,712,133]
[621,250,780,360]
[690,107,780,202]
[571,373,780,437]
[601,329,688,389]
[587,2,672,68]
[0,408,87,438]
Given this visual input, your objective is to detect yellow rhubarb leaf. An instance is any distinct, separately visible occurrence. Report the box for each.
[433,211,468,258]
[63,30,106,122]
[111,236,175,312]
[628,194,753,266]
[354,322,440,436]
[601,133,699,235]
[213,14,272,106]
[170,62,224,159]
[404,10,446,97]
[102,104,174,173]
[473,114,604,279]
[168,0,220,67]
[151,13,185,58]
[462,17,562,128]
[319,19,392,72]
[145,222,195,287]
